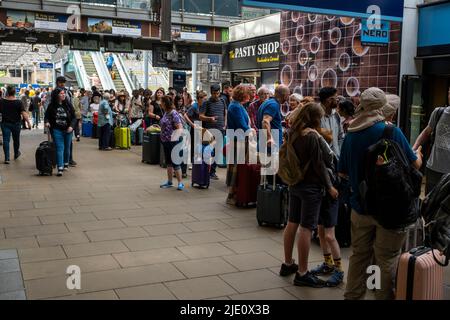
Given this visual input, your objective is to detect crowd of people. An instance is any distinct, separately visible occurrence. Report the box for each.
[0,78,448,300]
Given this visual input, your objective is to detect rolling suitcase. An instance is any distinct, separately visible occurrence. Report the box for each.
[336,201,352,248]
[109,128,115,149]
[160,143,167,168]
[396,247,445,300]
[36,140,56,176]
[114,127,131,149]
[82,122,93,137]
[256,175,289,228]
[235,164,261,207]
[192,162,210,189]
[91,124,98,139]
[142,132,160,165]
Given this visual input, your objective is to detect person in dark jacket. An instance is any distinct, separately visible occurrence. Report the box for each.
[44,88,77,177]
[0,86,32,164]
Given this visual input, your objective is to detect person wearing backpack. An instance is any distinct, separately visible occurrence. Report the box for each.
[338,87,423,300]
[278,102,339,288]
[413,86,450,194]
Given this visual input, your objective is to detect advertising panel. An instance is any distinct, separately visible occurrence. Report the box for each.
[6,10,35,28]
[224,33,280,72]
[35,13,68,31]
[243,0,404,21]
[88,18,113,34]
[112,20,142,37]
[172,25,208,41]
[279,11,401,97]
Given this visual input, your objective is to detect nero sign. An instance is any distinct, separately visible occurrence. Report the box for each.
[242,0,404,21]
[223,34,280,72]
[361,19,390,47]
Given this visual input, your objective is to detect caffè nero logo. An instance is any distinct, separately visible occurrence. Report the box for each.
[230,40,280,60]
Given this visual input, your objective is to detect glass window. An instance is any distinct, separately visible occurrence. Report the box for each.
[172,0,182,11]
[215,0,240,17]
[185,0,212,14]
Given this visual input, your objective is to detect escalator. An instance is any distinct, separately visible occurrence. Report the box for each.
[71,51,135,93]
[81,53,103,91]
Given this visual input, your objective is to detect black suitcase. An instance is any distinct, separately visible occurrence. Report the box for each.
[336,179,352,248]
[336,201,351,248]
[91,124,98,139]
[256,175,289,228]
[36,141,56,176]
[142,132,160,165]
[109,128,116,149]
[160,143,167,168]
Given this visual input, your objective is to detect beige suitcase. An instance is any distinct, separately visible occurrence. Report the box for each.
[396,247,444,300]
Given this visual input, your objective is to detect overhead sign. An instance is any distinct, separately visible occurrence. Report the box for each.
[172,25,208,41]
[223,33,280,72]
[104,37,134,53]
[242,0,404,21]
[39,62,54,69]
[69,34,101,52]
[361,20,390,47]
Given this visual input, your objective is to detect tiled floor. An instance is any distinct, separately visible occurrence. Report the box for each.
[0,129,448,300]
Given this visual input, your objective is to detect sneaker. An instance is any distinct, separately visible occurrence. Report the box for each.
[14,151,21,160]
[57,170,63,177]
[104,147,113,151]
[182,173,188,179]
[279,261,299,277]
[160,181,173,189]
[4,160,10,164]
[311,262,335,276]
[226,196,236,206]
[63,165,69,171]
[210,173,219,180]
[326,270,344,287]
[293,271,326,288]
[177,183,185,191]
[69,160,77,167]
[76,136,80,142]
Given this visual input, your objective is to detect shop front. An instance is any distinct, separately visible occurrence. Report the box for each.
[400,0,450,145]
[222,33,281,91]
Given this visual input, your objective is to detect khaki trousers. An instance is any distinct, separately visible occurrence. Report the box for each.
[344,210,406,300]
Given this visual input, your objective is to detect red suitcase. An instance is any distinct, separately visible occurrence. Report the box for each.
[396,247,445,300]
[235,164,261,207]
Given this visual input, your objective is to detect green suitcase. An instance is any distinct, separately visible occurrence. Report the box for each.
[114,127,131,149]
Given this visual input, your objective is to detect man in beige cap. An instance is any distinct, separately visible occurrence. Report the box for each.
[338,87,422,300]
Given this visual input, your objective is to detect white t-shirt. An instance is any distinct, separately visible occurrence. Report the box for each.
[427,106,450,173]
[90,103,99,113]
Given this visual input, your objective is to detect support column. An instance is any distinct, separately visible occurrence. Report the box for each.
[144,51,149,89]
[191,53,198,94]
[52,65,57,88]
[60,59,65,77]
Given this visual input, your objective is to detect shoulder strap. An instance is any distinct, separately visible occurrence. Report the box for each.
[434,107,445,132]
[382,124,395,140]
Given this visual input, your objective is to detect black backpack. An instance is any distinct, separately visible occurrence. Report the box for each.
[421,173,450,266]
[360,125,423,229]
